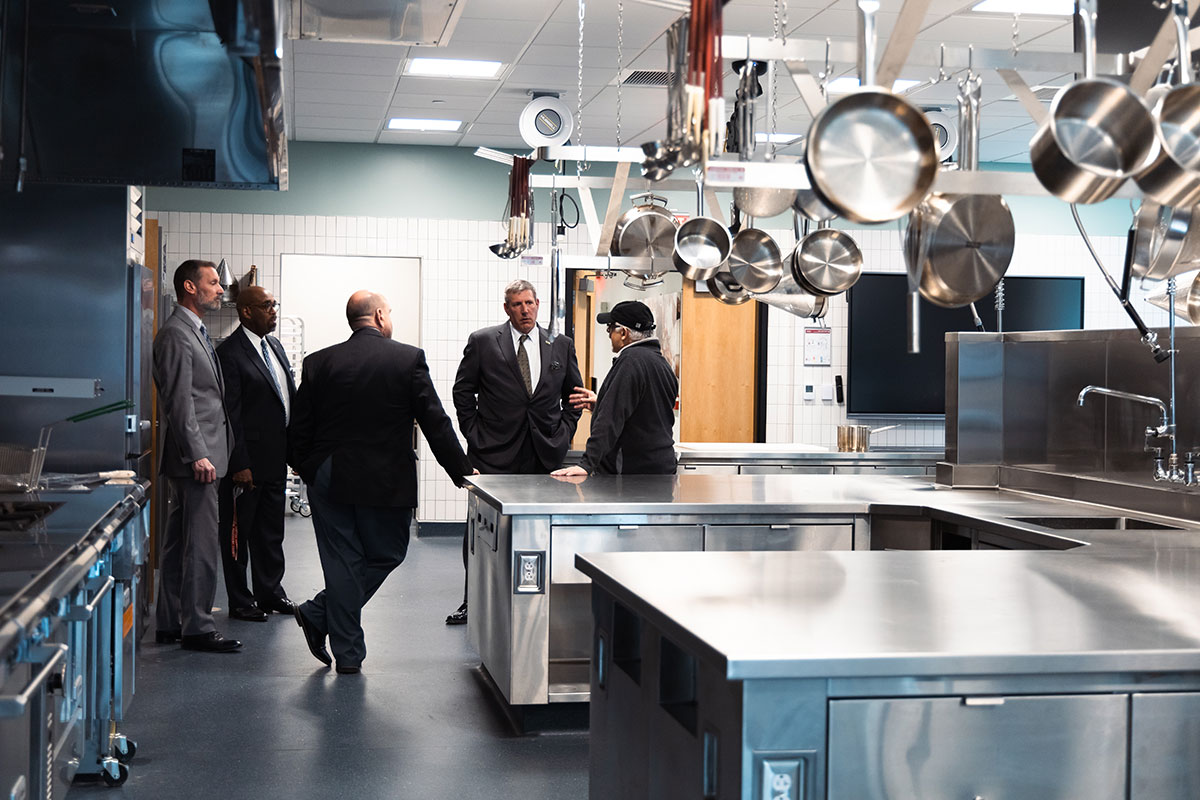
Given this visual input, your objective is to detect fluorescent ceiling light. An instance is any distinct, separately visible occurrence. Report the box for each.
[473,146,515,165]
[387,118,462,132]
[971,0,1074,14]
[755,132,804,145]
[827,77,922,94]
[405,58,503,79]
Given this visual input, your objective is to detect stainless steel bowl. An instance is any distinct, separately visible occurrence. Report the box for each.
[673,216,732,281]
[733,186,799,219]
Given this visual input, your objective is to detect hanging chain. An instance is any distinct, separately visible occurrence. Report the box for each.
[616,0,624,148]
[1011,13,1020,56]
[770,0,782,157]
[576,0,585,176]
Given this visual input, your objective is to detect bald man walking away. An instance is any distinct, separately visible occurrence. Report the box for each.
[288,291,473,674]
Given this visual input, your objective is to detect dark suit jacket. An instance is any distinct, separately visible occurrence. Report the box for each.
[452,323,583,473]
[216,326,297,483]
[153,307,233,479]
[288,327,471,507]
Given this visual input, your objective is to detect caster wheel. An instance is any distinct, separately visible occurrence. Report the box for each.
[115,737,137,763]
[102,763,129,787]
[299,504,312,518]
[290,499,301,513]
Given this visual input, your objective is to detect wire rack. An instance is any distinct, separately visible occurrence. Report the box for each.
[0,400,132,492]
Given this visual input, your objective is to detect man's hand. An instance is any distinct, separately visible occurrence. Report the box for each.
[568,386,597,412]
[232,468,254,489]
[192,458,218,484]
[550,465,588,481]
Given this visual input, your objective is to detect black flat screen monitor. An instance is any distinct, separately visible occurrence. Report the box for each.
[846,274,1084,416]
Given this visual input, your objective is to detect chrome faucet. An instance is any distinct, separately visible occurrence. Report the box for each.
[1077,386,1181,482]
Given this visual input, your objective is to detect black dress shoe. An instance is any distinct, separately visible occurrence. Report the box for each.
[445,602,467,626]
[335,664,361,675]
[180,631,242,653]
[261,598,296,615]
[230,606,269,622]
[293,605,332,667]
[155,629,182,644]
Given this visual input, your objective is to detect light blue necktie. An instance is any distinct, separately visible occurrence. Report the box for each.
[261,339,284,403]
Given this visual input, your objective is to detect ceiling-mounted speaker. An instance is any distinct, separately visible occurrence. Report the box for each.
[923,110,958,163]
[519,95,574,148]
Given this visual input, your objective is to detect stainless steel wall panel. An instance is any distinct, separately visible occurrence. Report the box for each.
[0,185,144,473]
[949,336,1004,464]
[507,516,551,706]
[827,694,1128,800]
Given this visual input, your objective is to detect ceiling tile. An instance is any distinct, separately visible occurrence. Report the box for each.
[293,53,403,76]
[292,71,399,92]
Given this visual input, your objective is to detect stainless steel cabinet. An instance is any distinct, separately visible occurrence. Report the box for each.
[827,694,1128,799]
[551,525,704,584]
[1131,692,1200,799]
[704,523,853,551]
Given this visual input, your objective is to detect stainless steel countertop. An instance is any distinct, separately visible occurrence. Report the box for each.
[565,444,943,465]
[575,548,1200,680]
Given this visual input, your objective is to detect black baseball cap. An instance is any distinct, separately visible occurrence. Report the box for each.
[597,300,656,332]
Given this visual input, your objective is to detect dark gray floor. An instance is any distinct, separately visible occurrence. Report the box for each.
[68,516,589,800]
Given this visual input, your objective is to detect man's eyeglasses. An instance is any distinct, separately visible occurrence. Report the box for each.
[606,323,618,334]
[251,301,278,311]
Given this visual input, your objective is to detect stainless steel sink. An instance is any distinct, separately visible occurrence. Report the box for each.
[1008,516,1183,531]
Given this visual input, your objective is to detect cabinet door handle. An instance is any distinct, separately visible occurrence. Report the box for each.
[769,524,790,530]
[962,696,1005,707]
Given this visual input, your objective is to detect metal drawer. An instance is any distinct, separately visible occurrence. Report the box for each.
[551,525,703,584]
[1131,692,1200,798]
[704,524,853,552]
[827,694,1128,800]
[738,465,835,475]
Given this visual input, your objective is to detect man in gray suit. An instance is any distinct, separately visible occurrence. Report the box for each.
[152,260,241,653]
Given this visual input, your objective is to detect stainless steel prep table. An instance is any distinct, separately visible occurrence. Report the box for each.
[575,498,1200,799]
[0,484,148,794]
[463,472,1194,713]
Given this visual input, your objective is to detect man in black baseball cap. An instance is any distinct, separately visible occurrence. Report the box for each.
[553,300,678,477]
[595,300,656,334]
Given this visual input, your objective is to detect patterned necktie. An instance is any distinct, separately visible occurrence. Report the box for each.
[199,324,216,359]
[517,333,533,396]
[261,338,284,402]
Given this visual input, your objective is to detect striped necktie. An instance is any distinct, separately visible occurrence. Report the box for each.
[517,334,532,396]
[261,338,284,403]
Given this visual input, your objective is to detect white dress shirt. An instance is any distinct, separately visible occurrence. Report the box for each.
[509,323,541,393]
[241,327,291,423]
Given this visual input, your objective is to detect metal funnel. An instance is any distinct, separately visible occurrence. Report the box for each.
[1146,272,1200,323]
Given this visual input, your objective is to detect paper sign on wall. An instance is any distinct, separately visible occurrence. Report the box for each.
[803,327,832,366]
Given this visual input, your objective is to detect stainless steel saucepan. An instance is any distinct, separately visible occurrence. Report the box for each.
[836,423,899,453]
[1131,200,1200,283]
[1029,0,1156,203]
[804,0,938,224]
[906,73,1014,308]
[610,193,679,261]
[707,271,752,305]
[1135,0,1200,207]
[673,174,732,281]
[753,272,828,319]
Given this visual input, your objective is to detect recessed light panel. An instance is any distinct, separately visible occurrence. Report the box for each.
[971,0,1074,15]
[387,118,462,132]
[405,58,503,79]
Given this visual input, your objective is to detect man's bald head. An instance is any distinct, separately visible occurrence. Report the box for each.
[347,290,393,338]
[235,284,277,336]
[236,285,268,311]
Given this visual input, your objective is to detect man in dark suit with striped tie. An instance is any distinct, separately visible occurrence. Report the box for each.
[216,285,298,623]
[447,279,583,624]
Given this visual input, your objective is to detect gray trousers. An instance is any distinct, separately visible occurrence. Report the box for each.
[156,476,221,636]
[301,458,411,667]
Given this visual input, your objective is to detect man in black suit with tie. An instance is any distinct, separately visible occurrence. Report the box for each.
[216,285,297,623]
[446,279,583,624]
[289,290,473,674]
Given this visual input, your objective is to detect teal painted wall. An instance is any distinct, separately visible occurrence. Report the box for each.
[146,140,1135,238]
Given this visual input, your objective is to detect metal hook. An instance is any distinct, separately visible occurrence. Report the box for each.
[937,43,947,82]
[967,44,975,79]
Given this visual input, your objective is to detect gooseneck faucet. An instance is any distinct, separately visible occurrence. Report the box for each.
[1077,386,1177,482]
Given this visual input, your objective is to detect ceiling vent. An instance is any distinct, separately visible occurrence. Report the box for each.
[615,70,676,88]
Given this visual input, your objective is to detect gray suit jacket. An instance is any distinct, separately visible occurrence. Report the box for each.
[153,306,233,479]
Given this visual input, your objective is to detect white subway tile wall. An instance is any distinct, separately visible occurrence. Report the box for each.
[150,211,1173,520]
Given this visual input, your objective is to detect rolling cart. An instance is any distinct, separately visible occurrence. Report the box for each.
[278,316,311,517]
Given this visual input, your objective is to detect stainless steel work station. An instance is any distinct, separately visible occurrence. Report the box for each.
[10,0,1200,798]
